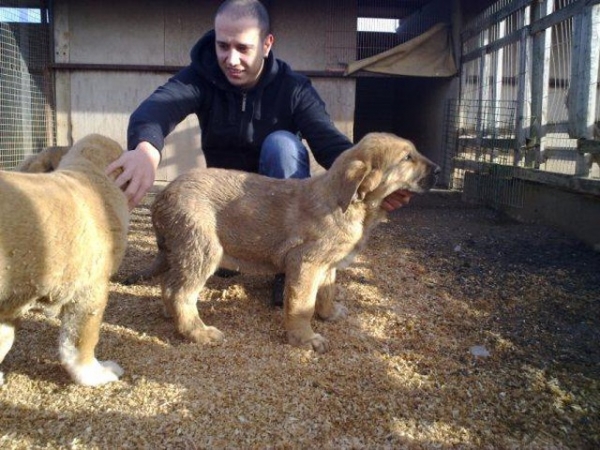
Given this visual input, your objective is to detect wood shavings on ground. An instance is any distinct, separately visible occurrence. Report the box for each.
[1,190,599,449]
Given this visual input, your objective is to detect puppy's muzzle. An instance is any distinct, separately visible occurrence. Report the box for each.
[420,164,441,191]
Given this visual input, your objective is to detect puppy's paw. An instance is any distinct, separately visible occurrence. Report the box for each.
[287,331,330,354]
[187,326,224,344]
[309,334,330,353]
[322,303,348,322]
[101,360,125,377]
[68,359,123,386]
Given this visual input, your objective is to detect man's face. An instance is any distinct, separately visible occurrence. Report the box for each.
[215,14,273,90]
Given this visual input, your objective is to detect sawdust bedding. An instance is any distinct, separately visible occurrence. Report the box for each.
[1,191,599,449]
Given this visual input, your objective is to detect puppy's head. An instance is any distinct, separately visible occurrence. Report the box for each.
[59,134,124,176]
[334,132,440,211]
[17,146,70,173]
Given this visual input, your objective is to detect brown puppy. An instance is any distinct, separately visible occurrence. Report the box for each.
[130,132,439,353]
[16,146,70,173]
[0,134,129,386]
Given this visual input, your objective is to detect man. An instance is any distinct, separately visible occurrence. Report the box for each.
[107,0,411,305]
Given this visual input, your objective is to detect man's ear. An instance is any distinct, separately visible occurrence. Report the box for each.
[336,160,369,212]
[263,34,274,57]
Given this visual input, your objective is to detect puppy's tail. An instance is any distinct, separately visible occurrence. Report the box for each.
[121,251,168,285]
[121,235,168,285]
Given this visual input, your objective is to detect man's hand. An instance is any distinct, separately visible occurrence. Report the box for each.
[381,189,413,212]
[106,141,161,210]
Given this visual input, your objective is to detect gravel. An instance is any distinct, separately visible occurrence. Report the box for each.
[1,190,599,449]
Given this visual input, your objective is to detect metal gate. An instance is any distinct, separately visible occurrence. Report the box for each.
[447,0,600,208]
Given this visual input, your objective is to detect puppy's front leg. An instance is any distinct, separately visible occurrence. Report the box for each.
[315,268,348,322]
[284,263,329,353]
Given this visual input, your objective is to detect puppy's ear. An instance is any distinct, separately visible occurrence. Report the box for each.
[78,139,124,170]
[357,169,383,200]
[49,147,70,170]
[337,160,369,212]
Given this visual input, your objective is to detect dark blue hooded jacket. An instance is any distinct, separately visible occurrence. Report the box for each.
[127,30,353,173]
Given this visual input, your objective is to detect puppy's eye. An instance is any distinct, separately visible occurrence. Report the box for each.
[403,154,413,162]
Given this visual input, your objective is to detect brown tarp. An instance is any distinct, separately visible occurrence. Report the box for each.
[345,23,457,77]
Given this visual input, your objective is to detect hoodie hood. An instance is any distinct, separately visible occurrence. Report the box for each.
[190,29,279,93]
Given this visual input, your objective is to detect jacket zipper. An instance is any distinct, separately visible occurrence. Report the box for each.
[239,92,248,143]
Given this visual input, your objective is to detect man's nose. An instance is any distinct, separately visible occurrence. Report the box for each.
[227,49,241,65]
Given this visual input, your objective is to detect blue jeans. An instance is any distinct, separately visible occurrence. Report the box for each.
[259,130,310,179]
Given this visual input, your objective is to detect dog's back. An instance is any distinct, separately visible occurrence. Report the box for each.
[0,170,125,311]
[145,166,368,280]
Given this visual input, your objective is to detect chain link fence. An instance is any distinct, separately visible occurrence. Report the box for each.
[0,1,53,170]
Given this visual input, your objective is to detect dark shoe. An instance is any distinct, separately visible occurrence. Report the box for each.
[214,268,240,278]
[271,273,285,307]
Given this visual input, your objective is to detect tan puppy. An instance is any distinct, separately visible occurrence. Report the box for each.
[16,146,70,173]
[0,134,129,386]
[130,132,439,353]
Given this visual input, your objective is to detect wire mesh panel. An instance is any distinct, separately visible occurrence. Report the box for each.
[447,98,524,208]
[0,2,53,170]
[453,2,530,208]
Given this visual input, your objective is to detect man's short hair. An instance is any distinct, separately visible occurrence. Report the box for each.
[216,0,271,38]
